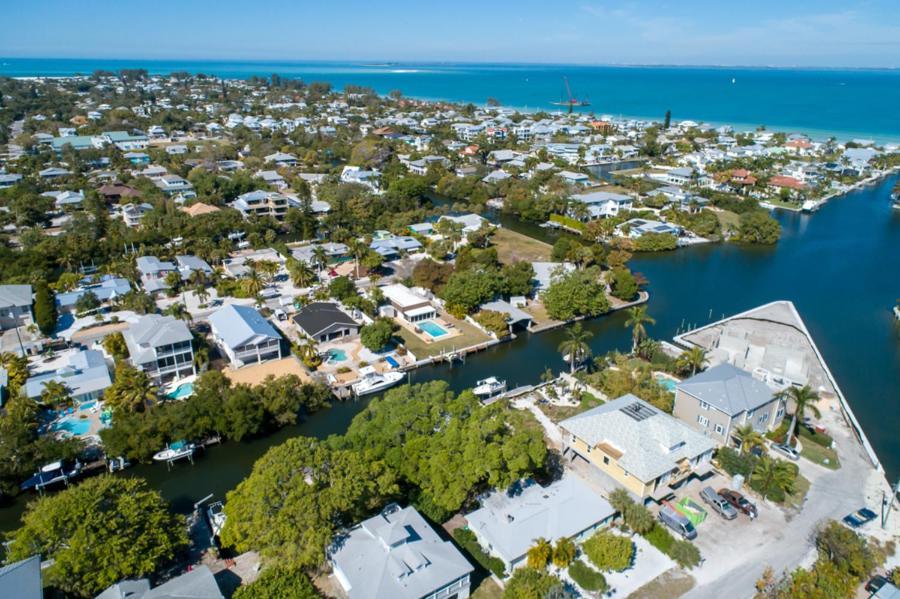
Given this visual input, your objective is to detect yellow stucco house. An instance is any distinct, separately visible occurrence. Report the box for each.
[560,394,717,501]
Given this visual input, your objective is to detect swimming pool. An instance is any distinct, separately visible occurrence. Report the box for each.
[327,348,348,363]
[168,382,195,400]
[654,374,678,393]
[52,417,91,436]
[78,401,97,412]
[419,321,449,338]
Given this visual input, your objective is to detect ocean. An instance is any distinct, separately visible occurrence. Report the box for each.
[2,58,900,142]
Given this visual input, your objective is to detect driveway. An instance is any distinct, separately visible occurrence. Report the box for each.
[684,419,883,598]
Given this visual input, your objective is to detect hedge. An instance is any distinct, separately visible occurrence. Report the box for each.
[582,531,634,571]
[568,560,608,592]
[550,213,585,232]
[452,528,506,578]
[644,524,675,554]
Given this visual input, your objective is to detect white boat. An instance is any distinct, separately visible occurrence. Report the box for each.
[473,377,507,398]
[207,501,226,537]
[153,441,196,462]
[351,368,405,396]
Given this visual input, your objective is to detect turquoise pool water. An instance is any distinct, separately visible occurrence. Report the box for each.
[78,401,97,411]
[327,348,348,362]
[52,417,91,436]
[419,321,449,338]
[168,382,194,400]
[655,374,677,392]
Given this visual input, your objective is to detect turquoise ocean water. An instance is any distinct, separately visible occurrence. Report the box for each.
[2,58,900,142]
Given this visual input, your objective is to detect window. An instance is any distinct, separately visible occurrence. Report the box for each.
[603,456,610,465]
[700,401,710,410]
[697,415,709,427]
[714,423,725,435]
[776,406,785,418]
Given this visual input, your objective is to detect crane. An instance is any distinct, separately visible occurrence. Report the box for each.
[550,76,591,113]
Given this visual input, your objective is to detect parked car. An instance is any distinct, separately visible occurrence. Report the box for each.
[658,504,697,540]
[700,487,738,520]
[843,507,878,528]
[771,443,800,461]
[866,575,890,594]
[718,488,758,519]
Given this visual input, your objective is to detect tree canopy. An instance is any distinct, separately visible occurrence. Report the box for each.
[6,476,187,597]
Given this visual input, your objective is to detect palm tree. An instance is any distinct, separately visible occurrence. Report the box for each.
[40,380,73,410]
[558,323,593,374]
[311,246,328,276]
[164,302,192,322]
[286,257,316,288]
[241,267,265,298]
[751,455,795,500]
[676,346,708,376]
[164,270,182,293]
[105,365,157,414]
[526,537,552,570]
[552,537,576,568]
[734,423,765,455]
[624,306,655,354]
[779,385,821,448]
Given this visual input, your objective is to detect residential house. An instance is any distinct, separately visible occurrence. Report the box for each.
[673,363,786,446]
[24,349,112,404]
[617,218,682,239]
[180,202,221,217]
[97,183,140,202]
[328,504,473,599]
[0,285,33,330]
[465,476,615,574]
[153,174,195,197]
[175,255,213,280]
[380,284,436,324]
[221,248,285,278]
[292,302,360,343]
[438,213,489,235]
[291,242,349,267]
[569,190,633,220]
[531,262,575,295]
[121,202,153,227]
[123,314,195,384]
[209,304,283,368]
[39,166,72,179]
[233,190,289,220]
[55,277,131,314]
[0,555,42,599]
[42,189,84,209]
[341,165,380,191]
[560,394,717,501]
[0,173,23,189]
[264,151,298,167]
[369,235,423,260]
[136,256,177,295]
[96,565,223,599]
[558,170,590,186]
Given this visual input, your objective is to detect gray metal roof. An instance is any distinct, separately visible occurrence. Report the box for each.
[96,565,222,599]
[677,363,775,416]
[293,302,358,338]
[25,349,112,400]
[0,555,42,599]
[560,395,716,482]
[0,284,32,309]
[329,505,472,599]
[123,314,193,365]
[208,305,280,350]
[465,476,614,565]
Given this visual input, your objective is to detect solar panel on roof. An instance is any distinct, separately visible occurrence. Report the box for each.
[620,402,657,421]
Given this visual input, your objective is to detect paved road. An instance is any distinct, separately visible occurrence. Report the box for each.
[685,412,880,599]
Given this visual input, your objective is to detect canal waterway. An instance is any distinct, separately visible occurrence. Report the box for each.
[1,175,897,534]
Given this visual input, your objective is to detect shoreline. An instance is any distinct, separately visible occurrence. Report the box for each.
[760,166,900,213]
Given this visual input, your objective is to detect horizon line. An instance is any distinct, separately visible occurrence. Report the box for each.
[1,55,898,72]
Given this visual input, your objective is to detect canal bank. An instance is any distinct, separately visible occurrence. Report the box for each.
[1,174,897,537]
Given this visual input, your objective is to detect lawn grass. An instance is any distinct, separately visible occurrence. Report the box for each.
[471,577,503,599]
[714,209,741,231]
[396,314,491,359]
[626,568,696,599]
[786,473,812,509]
[492,227,552,264]
[800,441,841,470]
[538,391,605,422]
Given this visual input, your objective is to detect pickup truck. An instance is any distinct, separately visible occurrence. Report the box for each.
[700,486,738,520]
[718,488,758,519]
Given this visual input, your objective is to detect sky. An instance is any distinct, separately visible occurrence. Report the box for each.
[2,0,900,68]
